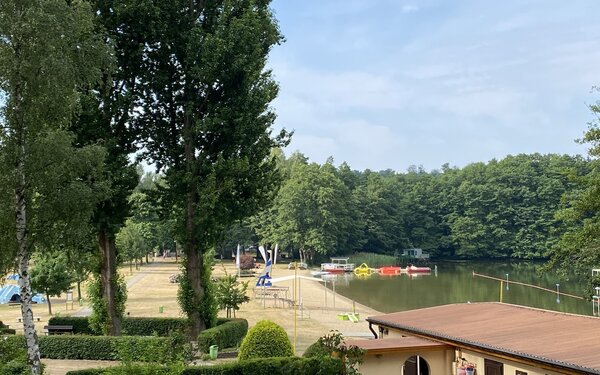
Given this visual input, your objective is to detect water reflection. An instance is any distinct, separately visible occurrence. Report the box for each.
[328,261,594,316]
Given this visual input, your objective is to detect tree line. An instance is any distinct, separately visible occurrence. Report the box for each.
[227,152,591,262]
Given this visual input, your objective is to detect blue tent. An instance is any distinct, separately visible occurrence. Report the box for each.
[0,285,46,304]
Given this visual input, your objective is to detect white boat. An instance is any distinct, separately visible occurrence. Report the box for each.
[320,257,355,273]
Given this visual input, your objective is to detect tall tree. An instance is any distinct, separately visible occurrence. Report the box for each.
[0,0,108,372]
[71,0,150,336]
[139,0,289,337]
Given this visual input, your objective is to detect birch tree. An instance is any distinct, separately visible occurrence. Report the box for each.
[0,1,108,373]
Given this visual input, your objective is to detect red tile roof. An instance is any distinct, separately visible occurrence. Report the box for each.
[346,337,450,355]
[367,302,600,374]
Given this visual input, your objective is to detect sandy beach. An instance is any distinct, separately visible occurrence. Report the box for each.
[0,257,380,374]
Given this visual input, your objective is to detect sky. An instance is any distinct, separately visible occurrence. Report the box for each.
[268,0,600,172]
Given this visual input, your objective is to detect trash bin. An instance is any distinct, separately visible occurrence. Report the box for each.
[159,306,164,314]
[209,345,218,360]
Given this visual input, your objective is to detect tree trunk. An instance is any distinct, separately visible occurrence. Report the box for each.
[77,281,82,302]
[99,230,121,335]
[185,235,206,338]
[16,162,42,375]
[183,109,207,338]
[46,291,52,316]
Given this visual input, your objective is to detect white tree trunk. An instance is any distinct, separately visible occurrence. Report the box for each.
[16,172,42,375]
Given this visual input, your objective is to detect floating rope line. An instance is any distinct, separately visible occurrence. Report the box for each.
[472,271,585,300]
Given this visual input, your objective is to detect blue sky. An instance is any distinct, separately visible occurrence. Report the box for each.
[268,0,600,172]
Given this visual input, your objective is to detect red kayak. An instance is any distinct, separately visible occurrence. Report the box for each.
[378,266,402,275]
[405,265,431,273]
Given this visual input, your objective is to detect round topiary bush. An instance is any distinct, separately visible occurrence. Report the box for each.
[302,340,333,358]
[238,320,294,360]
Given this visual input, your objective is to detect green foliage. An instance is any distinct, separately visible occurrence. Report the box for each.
[48,317,189,337]
[0,334,29,375]
[65,357,341,375]
[114,331,193,365]
[348,252,398,268]
[87,273,128,335]
[545,94,600,282]
[177,251,218,332]
[197,319,248,353]
[116,219,150,270]
[121,318,188,337]
[302,340,333,358]
[6,334,180,362]
[238,320,293,360]
[215,273,250,318]
[255,159,354,262]
[0,321,16,335]
[317,331,365,375]
[137,0,290,336]
[30,251,76,315]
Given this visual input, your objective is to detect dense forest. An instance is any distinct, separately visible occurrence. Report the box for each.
[209,152,592,261]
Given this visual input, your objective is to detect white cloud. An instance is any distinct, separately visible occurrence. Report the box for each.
[401,5,419,13]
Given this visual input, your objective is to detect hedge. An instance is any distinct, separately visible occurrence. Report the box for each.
[65,357,342,375]
[197,318,248,353]
[0,321,16,335]
[48,316,189,336]
[4,334,169,361]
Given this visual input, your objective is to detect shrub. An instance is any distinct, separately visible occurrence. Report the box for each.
[121,317,188,336]
[1,360,30,375]
[0,335,29,375]
[65,371,104,375]
[302,340,333,358]
[239,254,255,270]
[0,321,16,335]
[66,357,341,375]
[238,320,293,360]
[197,318,248,353]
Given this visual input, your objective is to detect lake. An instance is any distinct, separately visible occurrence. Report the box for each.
[330,261,596,316]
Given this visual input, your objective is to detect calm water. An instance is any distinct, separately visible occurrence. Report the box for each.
[330,261,596,316]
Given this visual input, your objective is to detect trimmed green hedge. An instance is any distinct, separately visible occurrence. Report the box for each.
[48,316,189,336]
[197,318,248,353]
[5,334,170,361]
[65,357,342,375]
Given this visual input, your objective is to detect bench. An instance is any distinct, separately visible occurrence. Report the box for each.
[16,317,41,323]
[43,325,73,335]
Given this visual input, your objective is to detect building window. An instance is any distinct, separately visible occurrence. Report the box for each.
[515,371,527,375]
[484,359,503,375]
[403,355,430,375]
